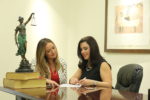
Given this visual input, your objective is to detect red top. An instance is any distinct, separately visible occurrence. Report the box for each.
[50,68,60,84]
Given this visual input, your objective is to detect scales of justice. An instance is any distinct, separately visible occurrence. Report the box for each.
[15,13,36,72]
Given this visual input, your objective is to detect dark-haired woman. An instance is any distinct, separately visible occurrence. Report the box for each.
[69,36,112,88]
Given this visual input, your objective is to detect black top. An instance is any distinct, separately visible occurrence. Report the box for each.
[80,61,104,81]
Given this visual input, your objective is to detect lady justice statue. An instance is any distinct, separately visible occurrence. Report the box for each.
[14,13,35,72]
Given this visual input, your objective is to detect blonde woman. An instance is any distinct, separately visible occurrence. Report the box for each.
[36,38,67,87]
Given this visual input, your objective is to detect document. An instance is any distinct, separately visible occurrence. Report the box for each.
[60,84,81,87]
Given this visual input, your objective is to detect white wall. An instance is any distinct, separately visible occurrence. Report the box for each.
[0,0,150,99]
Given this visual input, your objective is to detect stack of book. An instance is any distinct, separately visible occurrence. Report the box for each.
[3,72,46,89]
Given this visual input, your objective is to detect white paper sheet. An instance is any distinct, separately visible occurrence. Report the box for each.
[60,84,81,87]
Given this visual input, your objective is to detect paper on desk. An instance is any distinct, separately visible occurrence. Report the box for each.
[60,84,81,87]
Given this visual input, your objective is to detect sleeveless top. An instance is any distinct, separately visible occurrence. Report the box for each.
[80,61,103,81]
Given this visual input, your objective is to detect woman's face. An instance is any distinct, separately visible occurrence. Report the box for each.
[80,42,90,60]
[45,42,57,60]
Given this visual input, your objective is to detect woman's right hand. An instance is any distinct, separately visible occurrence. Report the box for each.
[69,78,79,84]
[46,79,59,88]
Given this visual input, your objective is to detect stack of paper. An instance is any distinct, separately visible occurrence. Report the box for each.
[60,84,81,87]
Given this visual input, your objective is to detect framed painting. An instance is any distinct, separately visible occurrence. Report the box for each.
[105,0,150,53]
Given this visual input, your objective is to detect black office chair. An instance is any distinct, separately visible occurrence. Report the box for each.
[115,64,143,93]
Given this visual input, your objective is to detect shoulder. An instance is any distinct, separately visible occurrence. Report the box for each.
[100,62,111,71]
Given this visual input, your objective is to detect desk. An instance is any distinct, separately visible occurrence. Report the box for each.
[0,86,148,100]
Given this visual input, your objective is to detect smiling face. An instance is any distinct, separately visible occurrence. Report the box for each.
[45,42,57,60]
[80,42,90,60]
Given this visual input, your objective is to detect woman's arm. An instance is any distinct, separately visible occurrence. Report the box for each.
[79,62,112,88]
[69,68,82,84]
[39,76,59,88]
[46,79,59,88]
[96,62,112,87]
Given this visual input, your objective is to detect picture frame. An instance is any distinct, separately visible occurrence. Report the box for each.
[104,0,150,53]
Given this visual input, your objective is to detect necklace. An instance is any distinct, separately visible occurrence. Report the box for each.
[86,66,92,71]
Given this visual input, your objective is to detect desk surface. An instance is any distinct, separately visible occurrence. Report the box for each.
[0,86,148,100]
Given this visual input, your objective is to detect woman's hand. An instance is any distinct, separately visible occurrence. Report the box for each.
[46,79,59,88]
[78,78,94,86]
[69,78,79,84]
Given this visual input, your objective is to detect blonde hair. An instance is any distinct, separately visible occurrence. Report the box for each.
[35,38,60,78]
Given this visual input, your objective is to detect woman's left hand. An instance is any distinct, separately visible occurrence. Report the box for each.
[78,78,93,86]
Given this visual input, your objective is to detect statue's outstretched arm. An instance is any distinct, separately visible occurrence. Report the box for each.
[24,13,35,25]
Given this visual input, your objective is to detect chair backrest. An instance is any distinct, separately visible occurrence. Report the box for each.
[115,64,143,93]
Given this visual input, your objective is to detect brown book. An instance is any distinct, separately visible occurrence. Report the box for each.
[6,72,40,80]
[3,78,46,89]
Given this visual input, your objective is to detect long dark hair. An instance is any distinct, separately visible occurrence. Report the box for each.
[77,36,105,70]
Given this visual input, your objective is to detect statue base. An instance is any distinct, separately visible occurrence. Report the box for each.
[15,59,33,72]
